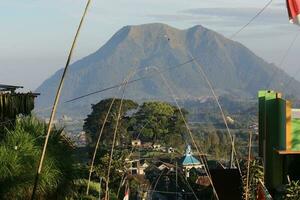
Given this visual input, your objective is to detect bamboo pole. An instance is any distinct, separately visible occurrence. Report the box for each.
[30,1,92,199]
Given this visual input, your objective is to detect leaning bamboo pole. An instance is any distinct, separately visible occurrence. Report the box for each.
[30,1,92,199]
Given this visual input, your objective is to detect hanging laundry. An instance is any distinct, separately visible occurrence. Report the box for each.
[287,0,300,24]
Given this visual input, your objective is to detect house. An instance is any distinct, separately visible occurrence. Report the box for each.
[153,143,161,150]
[168,147,175,153]
[131,139,142,147]
[195,175,211,187]
[157,163,175,171]
[142,142,153,149]
[0,84,39,123]
[127,158,149,175]
[77,131,87,147]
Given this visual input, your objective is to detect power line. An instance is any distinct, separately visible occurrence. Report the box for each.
[39,0,275,107]
[64,58,196,103]
[267,31,300,88]
[230,0,273,39]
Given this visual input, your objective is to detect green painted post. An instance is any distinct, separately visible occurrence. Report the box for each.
[258,90,267,158]
[277,98,286,151]
[264,91,278,191]
[263,91,284,192]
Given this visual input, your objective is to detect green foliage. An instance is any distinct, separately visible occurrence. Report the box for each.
[0,116,77,199]
[83,98,138,147]
[183,96,257,129]
[129,101,187,146]
[282,180,300,200]
[194,125,232,160]
[241,159,264,200]
[84,99,188,148]
[92,149,129,197]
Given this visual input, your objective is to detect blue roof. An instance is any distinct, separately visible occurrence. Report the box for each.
[182,155,201,165]
[181,145,201,165]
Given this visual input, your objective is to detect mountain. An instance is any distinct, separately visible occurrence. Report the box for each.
[35,23,300,118]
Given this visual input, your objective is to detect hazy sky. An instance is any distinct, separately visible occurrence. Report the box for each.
[1,0,300,91]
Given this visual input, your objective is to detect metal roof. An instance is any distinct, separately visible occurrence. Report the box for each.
[182,155,201,165]
[0,84,23,92]
[181,145,201,165]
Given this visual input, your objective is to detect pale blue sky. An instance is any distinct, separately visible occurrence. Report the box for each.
[1,0,300,90]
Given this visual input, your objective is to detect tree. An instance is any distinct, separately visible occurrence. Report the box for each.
[83,98,138,147]
[242,158,264,200]
[129,101,188,146]
[0,116,77,199]
[93,149,129,198]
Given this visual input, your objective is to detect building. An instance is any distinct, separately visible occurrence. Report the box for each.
[0,84,38,123]
[131,139,142,147]
[258,90,300,195]
[157,162,175,171]
[180,145,204,177]
[153,143,161,150]
[127,158,149,175]
[168,147,175,153]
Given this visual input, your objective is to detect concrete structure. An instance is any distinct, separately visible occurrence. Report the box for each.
[258,90,300,194]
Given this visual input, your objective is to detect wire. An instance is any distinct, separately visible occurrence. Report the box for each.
[104,69,136,200]
[189,53,242,175]
[279,32,300,90]
[116,120,151,198]
[64,58,196,103]
[149,66,219,200]
[86,97,117,195]
[267,31,300,89]
[230,0,273,39]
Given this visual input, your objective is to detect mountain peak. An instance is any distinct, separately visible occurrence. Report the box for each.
[35,23,300,118]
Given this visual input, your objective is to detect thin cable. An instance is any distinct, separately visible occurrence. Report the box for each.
[36,0,274,111]
[177,169,199,200]
[86,67,142,194]
[64,59,195,103]
[116,120,151,198]
[86,97,117,195]
[104,70,136,200]
[280,33,300,90]
[148,159,199,200]
[31,1,92,199]
[32,58,196,116]
[267,31,300,88]
[188,53,242,175]
[230,0,273,39]
[149,66,219,200]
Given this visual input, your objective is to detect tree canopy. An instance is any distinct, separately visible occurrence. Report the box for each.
[84,99,188,148]
[129,101,188,146]
[83,98,138,147]
[0,116,77,199]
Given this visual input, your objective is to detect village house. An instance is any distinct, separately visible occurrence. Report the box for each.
[126,158,149,175]
[131,139,142,147]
